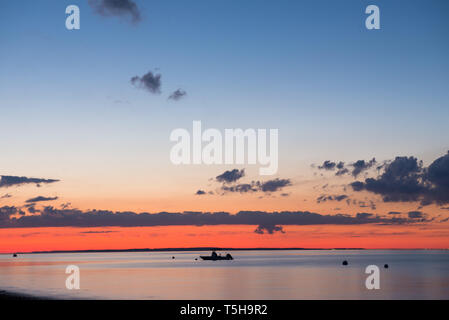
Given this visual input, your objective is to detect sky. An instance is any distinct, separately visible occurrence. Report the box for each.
[1,0,449,252]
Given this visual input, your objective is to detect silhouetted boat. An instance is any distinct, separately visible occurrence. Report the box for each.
[12,253,17,257]
[200,251,233,261]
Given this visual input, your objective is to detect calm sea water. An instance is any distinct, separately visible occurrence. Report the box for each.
[0,250,448,299]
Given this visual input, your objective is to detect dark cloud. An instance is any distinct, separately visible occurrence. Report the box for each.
[357,200,376,210]
[0,206,25,220]
[27,206,39,214]
[350,152,449,205]
[1,193,12,199]
[408,211,425,219]
[254,224,285,235]
[0,206,18,220]
[60,203,71,209]
[318,161,337,171]
[131,71,161,94]
[350,181,364,191]
[0,207,425,229]
[210,169,291,195]
[356,212,374,219]
[425,151,449,203]
[388,211,402,215]
[259,179,291,192]
[25,196,58,203]
[219,178,291,194]
[216,169,245,183]
[168,89,187,101]
[195,190,206,195]
[88,0,141,23]
[316,194,348,203]
[351,158,376,177]
[222,183,258,193]
[0,176,60,188]
[317,158,376,177]
[336,168,349,176]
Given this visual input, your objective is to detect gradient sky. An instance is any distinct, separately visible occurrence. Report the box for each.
[1,0,449,252]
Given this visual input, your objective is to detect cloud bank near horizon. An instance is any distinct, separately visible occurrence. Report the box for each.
[0,206,431,232]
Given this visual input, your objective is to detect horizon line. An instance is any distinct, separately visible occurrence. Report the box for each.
[3,247,448,255]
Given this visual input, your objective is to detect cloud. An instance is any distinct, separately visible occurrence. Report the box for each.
[0,206,25,220]
[388,211,402,215]
[168,89,187,101]
[316,158,376,177]
[254,224,285,235]
[131,71,161,94]
[1,194,12,199]
[216,169,245,183]
[356,212,374,219]
[350,152,449,205]
[88,0,141,23]
[209,169,292,195]
[219,179,291,194]
[195,190,206,195]
[351,158,376,177]
[425,151,449,203]
[60,203,71,209]
[336,168,349,176]
[408,211,425,219]
[0,207,427,229]
[318,160,337,170]
[0,176,60,188]
[26,206,39,214]
[316,194,348,203]
[259,178,291,192]
[221,183,258,193]
[25,196,58,203]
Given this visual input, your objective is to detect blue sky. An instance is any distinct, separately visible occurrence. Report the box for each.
[0,0,448,212]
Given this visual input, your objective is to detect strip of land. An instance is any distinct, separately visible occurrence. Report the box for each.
[4,247,367,255]
[0,290,44,300]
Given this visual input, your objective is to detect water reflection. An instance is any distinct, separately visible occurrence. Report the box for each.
[0,250,448,299]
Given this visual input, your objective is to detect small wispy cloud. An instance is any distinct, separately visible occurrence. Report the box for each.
[131,71,162,94]
[168,89,187,101]
[25,196,58,203]
[0,176,60,188]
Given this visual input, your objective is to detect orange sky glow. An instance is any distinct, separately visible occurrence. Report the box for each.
[1,224,448,254]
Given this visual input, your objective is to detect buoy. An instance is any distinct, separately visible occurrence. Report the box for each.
[384,264,389,269]
[342,260,348,266]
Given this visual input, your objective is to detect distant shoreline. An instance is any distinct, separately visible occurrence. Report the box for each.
[0,290,47,300]
[2,247,447,255]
